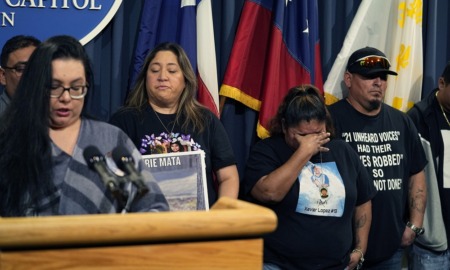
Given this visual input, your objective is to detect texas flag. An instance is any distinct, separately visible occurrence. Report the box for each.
[219,0,323,138]
[130,0,219,117]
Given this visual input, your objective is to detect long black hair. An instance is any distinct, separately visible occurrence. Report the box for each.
[0,35,94,216]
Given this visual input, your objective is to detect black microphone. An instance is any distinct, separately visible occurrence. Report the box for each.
[112,145,149,196]
[83,146,126,208]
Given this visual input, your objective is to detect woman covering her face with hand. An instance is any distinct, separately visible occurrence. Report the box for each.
[243,85,376,270]
[0,35,168,216]
[110,42,239,206]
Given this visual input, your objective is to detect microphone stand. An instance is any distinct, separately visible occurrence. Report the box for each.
[108,182,128,213]
[120,181,137,214]
[111,146,149,213]
[102,165,147,214]
[118,174,150,214]
[83,146,129,214]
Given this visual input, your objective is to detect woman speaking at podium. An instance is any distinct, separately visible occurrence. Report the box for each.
[0,35,168,216]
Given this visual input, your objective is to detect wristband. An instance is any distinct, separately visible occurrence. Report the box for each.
[352,248,364,269]
[406,221,425,237]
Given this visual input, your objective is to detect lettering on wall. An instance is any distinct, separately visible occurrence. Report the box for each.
[0,0,122,49]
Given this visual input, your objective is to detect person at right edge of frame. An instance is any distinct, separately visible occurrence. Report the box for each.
[407,62,450,269]
[328,46,427,269]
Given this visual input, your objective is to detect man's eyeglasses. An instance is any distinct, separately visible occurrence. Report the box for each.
[2,63,27,75]
[49,85,88,99]
[349,55,391,69]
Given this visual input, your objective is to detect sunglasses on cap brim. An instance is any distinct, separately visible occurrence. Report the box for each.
[349,55,392,69]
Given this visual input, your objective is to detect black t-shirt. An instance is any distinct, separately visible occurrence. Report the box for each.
[329,100,427,263]
[109,104,236,206]
[244,135,376,270]
[408,89,450,247]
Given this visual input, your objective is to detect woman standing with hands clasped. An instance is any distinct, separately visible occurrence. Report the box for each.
[110,42,239,206]
[243,85,376,270]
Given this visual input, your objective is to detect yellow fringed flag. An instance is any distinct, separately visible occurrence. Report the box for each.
[324,0,423,112]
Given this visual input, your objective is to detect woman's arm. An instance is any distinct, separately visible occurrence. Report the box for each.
[216,164,239,199]
[251,132,330,204]
[348,200,372,270]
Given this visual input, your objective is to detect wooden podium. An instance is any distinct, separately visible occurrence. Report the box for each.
[0,198,277,270]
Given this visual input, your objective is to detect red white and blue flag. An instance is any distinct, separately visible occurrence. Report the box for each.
[130,0,219,117]
[220,0,323,138]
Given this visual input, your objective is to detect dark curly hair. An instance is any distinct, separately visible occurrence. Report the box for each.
[269,84,334,137]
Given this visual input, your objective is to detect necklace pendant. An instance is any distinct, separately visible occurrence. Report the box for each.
[319,186,329,199]
[152,107,181,135]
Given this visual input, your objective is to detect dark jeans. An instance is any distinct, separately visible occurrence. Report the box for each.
[408,244,450,270]
[363,248,404,270]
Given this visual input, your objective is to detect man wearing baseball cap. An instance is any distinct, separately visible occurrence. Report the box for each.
[328,47,427,269]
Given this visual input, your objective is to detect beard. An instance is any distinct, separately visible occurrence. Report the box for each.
[367,99,382,111]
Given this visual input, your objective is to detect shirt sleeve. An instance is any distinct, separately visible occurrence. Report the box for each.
[243,138,284,196]
[208,111,237,171]
[406,116,428,175]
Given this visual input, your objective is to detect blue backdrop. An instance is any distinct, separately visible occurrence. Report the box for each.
[2,0,448,178]
[76,0,450,121]
[86,0,450,178]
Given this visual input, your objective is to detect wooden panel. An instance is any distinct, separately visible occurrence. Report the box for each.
[0,198,276,269]
[0,239,263,270]
[0,198,277,249]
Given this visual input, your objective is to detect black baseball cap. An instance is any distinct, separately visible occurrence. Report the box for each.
[346,47,398,76]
